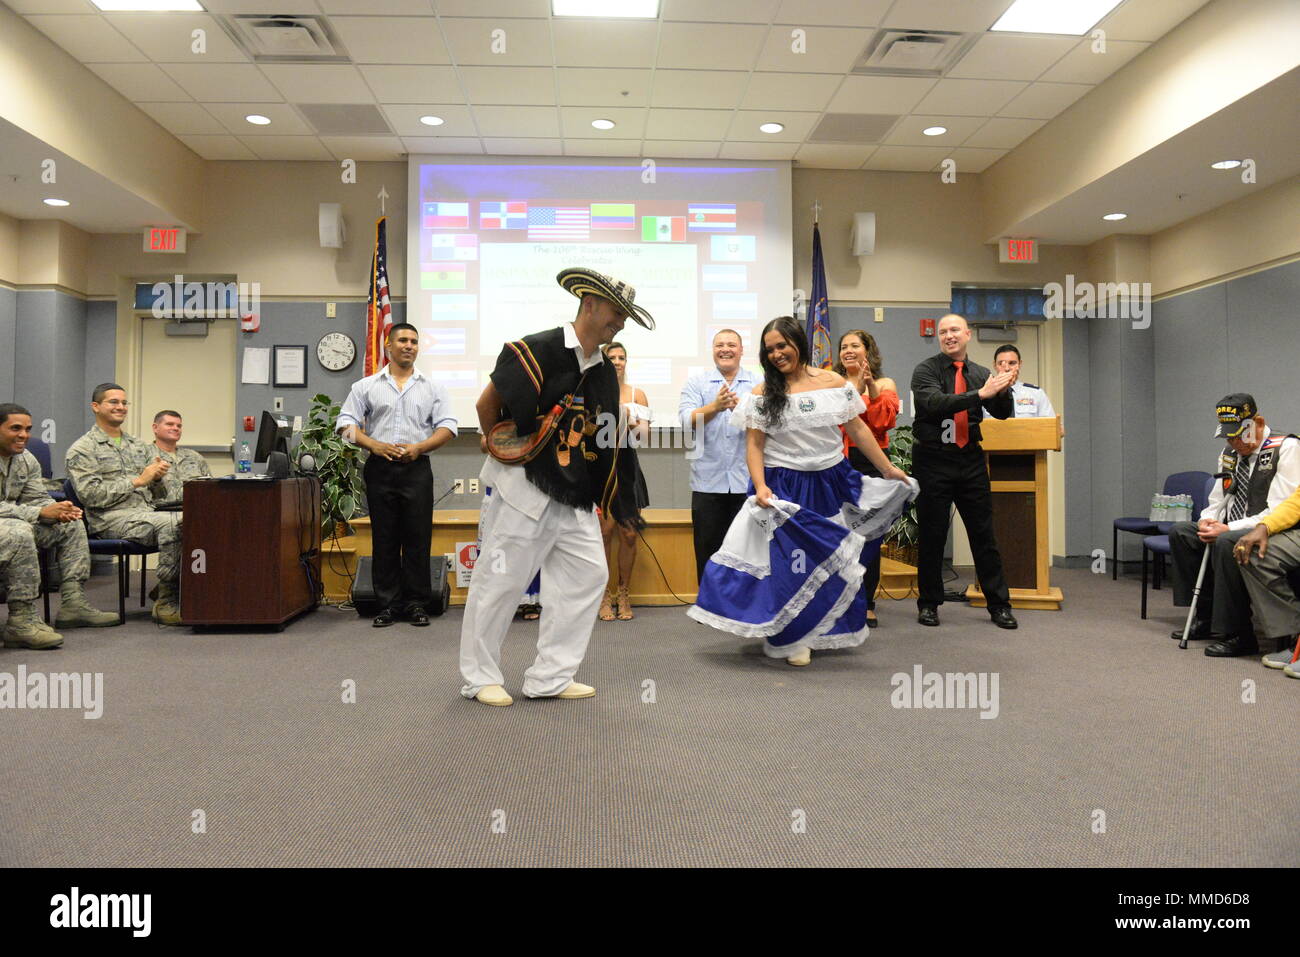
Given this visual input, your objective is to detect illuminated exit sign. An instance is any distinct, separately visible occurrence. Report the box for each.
[999,237,1037,263]
[142,227,187,253]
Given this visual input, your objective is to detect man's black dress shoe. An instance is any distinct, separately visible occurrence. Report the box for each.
[1204,635,1258,657]
[917,607,939,627]
[1171,618,1213,641]
[373,608,396,628]
[408,606,430,627]
[990,607,1018,630]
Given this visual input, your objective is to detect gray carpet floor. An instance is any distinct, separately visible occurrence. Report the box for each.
[1,566,1296,868]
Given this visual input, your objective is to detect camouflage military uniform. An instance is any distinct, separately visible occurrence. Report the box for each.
[65,425,182,584]
[0,517,41,601]
[0,449,93,590]
[150,445,212,508]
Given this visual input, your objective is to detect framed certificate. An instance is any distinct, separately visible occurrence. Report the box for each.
[273,345,308,387]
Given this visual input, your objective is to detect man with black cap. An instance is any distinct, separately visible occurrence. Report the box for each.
[1169,394,1300,657]
[459,268,651,706]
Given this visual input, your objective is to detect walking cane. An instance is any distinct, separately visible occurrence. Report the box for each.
[1179,470,1233,650]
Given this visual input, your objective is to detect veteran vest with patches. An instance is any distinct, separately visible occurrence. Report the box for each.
[1220,430,1297,515]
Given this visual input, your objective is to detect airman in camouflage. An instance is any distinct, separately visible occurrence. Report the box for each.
[149,409,212,508]
[65,385,184,625]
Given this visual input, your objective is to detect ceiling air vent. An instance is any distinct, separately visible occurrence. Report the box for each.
[808,114,900,145]
[853,29,979,77]
[222,15,351,63]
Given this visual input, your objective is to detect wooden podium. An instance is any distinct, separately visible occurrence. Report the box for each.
[965,417,1064,611]
[181,477,321,627]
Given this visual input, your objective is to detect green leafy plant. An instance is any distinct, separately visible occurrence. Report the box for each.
[885,424,919,553]
[295,393,365,539]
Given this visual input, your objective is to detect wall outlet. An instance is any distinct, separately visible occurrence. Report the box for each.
[292,415,303,432]
[273,397,284,412]
[468,478,479,494]
[453,478,465,494]
[326,302,337,318]
[873,306,885,323]
[445,553,454,572]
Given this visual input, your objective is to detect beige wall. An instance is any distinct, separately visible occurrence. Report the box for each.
[0,211,18,286]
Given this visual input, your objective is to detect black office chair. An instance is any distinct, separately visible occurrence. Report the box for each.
[63,480,157,625]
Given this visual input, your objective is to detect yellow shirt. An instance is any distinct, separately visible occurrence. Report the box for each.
[1263,486,1300,534]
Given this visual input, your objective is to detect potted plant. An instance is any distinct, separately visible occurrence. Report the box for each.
[294,393,366,539]
[883,424,919,566]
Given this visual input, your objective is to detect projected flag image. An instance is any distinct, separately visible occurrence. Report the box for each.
[429,368,479,390]
[590,203,635,229]
[702,264,747,291]
[480,201,527,229]
[711,234,756,262]
[428,234,479,260]
[430,294,477,321]
[423,202,470,229]
[713,293,758,321]
[421,327,468,356]
[421,262,467,290]
[687,203,736,231]
[642,215,686,242]
[527,206,590,241]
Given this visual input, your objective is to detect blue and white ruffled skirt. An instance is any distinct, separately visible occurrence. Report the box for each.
[688,459,918,657]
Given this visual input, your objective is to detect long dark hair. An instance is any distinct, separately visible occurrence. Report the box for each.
[832,329,883,378]
[757,316,808,429]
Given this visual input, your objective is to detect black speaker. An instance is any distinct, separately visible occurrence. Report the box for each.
[351,556,451,617]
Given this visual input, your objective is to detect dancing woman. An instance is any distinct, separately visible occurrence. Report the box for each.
[598,341,651,621]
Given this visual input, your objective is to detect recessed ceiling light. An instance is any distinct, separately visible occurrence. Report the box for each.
[758,122,785,134]
[43,198,70,207]
[1102,212,1127,221]
[1210,159,1241,170]
[591,119,616,130]
[553,0,659,17]
[922,126,947,136]
[245,114,271,126]
[990,0,1123,35]
[90,0,203,9]
[419,115,445,127]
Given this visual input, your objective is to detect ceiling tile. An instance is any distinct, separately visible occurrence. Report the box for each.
[661,0,780,22]
[862,145,950,171]
[755,25,871,73]
[793,143,875,168]
[940,147,1006,174]
[641,140,721,159]
[160,64,284,102]
[726,109,818,142]
[104,13,248,63]
[329,17,451,65]
[656,22,766,71]
[201,0,320,11]
[480,138,564,155]
[650,70,748,109]
[773,0,892,27]
[87,63,191,103]
[645,108,735,140]
[381,104,477,137]
[472,105,561,137]
[947,33,1077,82]
[962,116,1044,149]
[559,107,647,139]
[435,0,550,15]
[260,65,374,104]
[439,17,553,67]
[205,102,313,136]
[740,72,840,112]
[1039,39,1149,84]
[360,66,463,104]
[881,114,984,147]
[319,136,406,161]
[25,14,146,62]
[136,102,227,135]
[825,75,936,113]
[556,68,653,107]
[552,19,659,69]
[882,0,1015,32]
[316,0,431,13]
[457,66,555,105]
[5,0,97,12]
[240,135,334,160]
[562,139,643,157]
[401,136,485,154]
[996,81,1090,119]
[178,135,258,160]
[718,141,799,160]
[913,78,1028,116]
[1097,0,1211,42]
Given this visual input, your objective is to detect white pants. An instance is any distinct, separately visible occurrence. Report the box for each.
[459,493,608,698]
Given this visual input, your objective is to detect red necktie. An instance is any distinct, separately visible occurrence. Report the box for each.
[952,360,969,448]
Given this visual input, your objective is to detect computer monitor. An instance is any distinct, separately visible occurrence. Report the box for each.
[254,410,293,478]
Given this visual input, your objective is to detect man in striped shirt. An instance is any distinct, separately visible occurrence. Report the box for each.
[337,323,457,628]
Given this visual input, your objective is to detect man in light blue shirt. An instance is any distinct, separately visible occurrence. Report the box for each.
[337,323,457,627]
[678,328,759,582]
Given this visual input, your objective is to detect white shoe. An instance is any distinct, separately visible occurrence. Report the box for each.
[555,681,596,699]
[474,684,514,706]
[787,647,811,666]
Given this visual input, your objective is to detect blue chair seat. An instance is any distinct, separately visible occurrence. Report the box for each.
[1113,470,1212,581]
[1115,518,1159,533]
[63,480,158,624]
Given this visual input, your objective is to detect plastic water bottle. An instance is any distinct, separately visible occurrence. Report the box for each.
[238,441,252,474]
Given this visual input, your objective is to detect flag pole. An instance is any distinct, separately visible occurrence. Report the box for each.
[812,200,821,225]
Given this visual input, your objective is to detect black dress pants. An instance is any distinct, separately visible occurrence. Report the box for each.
[692,491,748,583]
[363,455,434,613]
[1168,521,1255,639]
[847,445,883,611]
[913,442,1010,611]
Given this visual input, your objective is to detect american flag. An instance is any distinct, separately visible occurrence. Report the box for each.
[364,217,392,376]
[527,206,590,241]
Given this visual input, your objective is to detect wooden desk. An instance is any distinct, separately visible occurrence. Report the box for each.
[181,477,321,626]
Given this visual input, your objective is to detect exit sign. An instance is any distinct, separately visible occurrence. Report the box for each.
[143,227,187,253]
[999,237,1037,263]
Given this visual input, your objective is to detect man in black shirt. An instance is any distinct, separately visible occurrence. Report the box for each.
[909,314,1018,629]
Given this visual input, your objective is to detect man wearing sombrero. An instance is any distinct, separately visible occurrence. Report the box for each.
[459,268,653,706]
